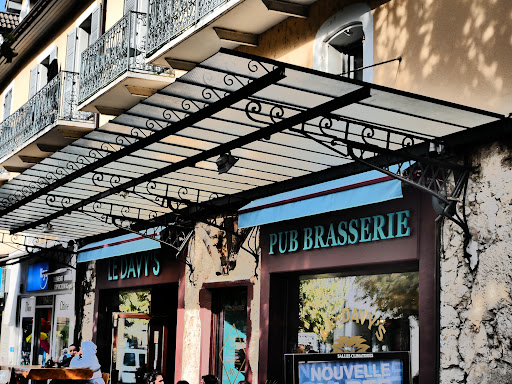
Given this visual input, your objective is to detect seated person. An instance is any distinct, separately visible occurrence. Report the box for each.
[144,371,164,384]
[70,341,105,384]
[58,344,78,367]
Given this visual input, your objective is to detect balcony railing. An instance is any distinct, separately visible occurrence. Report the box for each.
[0,71,93,161]
[147,0,228,55]
[79,11,171,104]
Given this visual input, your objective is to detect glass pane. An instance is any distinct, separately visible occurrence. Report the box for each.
[218,289,247,384]
[21,317,33,365]
[119,290,151,314]
[297,272,419,378]
[115,318,149,384]
[55,317,70,362]
[38,309,53,365]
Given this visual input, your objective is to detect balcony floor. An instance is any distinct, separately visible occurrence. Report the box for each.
[147,0,317,67]
[78,71,175,115]
[0,120,95,174]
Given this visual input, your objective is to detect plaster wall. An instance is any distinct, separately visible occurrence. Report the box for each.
[179,222,260,384]
[439,143,512,383]
[237,0,512,114]
[80,260,97,342]
[0,264,21,365]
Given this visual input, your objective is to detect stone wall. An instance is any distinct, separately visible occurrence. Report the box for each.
[179,222,261,384]
[78,260,97,342]
[440,143,512,383]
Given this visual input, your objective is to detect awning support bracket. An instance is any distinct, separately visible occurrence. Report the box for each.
[293,118,473,262]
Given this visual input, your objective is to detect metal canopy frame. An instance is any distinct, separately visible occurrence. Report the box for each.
[0,49,505,265]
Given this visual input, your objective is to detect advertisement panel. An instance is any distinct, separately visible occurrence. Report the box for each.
[285,352,410,384]
[27,262,49,291]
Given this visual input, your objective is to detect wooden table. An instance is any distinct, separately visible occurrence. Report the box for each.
[0,366,93,383]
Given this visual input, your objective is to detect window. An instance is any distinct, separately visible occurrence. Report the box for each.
[326,23,364,80]
[313,3,373,82]
[294,272,419,380]
[28,47,58,98]
[65,5,101,74]
[3,87,13,120]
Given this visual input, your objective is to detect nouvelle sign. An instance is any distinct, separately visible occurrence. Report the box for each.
[269,210,411,254]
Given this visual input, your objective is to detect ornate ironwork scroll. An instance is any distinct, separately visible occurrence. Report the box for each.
[0,232,78,268]
[147,0,228,55]
[291,114,473,259]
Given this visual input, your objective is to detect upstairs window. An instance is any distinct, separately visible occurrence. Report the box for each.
[3,87,13,120]
[313,3,373,82]
[327,23,364,80]
[28,47,58,98]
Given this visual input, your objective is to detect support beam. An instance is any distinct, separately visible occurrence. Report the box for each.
[95,106,125,116]
[3,166,28,173]
[164,58,197,71]
[12,85,370,234]
[125,85,158,98]
[19,155,45,164]
[37,144,64,153]
[214,28,259,47]
[58,129,86,139]
[262,0,309,18]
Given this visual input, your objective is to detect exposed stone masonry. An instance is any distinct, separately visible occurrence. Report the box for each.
[440,143,512,383]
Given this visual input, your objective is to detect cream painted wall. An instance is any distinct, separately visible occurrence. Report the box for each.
[105,0,126,31]
[237,0,512,115]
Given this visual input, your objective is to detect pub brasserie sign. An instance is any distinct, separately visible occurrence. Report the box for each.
[269,210,411,254]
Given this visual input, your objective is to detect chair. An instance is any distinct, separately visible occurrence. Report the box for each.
[102,373,110,384]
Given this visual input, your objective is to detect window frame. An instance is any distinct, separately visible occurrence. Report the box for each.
[313,3,373,82]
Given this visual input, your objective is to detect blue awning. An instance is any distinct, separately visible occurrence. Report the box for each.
[77,230,161,263]
[238,169,403,228]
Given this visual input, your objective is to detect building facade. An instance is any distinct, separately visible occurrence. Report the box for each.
[0,0,510,384]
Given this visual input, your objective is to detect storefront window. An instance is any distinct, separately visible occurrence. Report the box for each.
[21,317,33,365]
[297,272,419,377]
[54,294,74,363]
[211,288,248,384]
[112,290,151,384]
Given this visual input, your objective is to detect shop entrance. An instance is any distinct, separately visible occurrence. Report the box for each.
[96,284,178,384]
[112,313,151,384]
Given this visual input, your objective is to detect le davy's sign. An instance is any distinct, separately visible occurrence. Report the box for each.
[269,210,411,255]
[108,250,161,281]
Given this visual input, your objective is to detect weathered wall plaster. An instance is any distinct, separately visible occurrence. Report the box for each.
[80,260,97,342]
[440,143,512,383]
[179,222,261,384]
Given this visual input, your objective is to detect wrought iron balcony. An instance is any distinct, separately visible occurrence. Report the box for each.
[147,0,228,55]
[79,11,171,104]
[0,71,93,161]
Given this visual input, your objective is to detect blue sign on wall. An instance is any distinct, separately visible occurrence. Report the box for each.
[298,358,404,384]
[27,262,49,291]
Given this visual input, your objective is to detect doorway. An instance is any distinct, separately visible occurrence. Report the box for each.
[96,284,178,384]
[112,313,151,384]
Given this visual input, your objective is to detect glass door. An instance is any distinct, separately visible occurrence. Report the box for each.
[112,313,151,384]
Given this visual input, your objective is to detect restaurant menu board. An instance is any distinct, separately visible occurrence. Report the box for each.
[286,353,410,384]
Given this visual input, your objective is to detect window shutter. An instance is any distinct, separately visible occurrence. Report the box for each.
[124,0,137,13]
[65,29,77,72]
[90,5,102,45]
[3,89,12,120]
[29,66,38,98]
[50,47,58,62]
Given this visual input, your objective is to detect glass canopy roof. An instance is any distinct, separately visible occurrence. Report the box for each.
[0,49,503,243]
